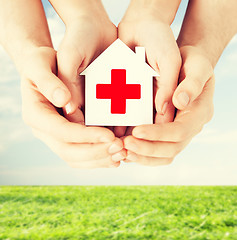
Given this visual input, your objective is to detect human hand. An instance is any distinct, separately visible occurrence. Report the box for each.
[123,46,215,166]
[52,0,117,120]
[20,46,124,168]
[114,0,181,137]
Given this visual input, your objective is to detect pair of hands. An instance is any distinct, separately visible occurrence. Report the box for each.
[20,5,214,168]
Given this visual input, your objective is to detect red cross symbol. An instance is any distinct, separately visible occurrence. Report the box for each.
[96,69,141,114]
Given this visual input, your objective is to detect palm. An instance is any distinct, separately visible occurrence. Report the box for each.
[57,18,117,123]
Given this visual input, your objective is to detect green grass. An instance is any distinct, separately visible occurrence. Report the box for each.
[0,186,237,239]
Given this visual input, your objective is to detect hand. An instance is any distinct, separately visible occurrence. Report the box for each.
[21,46,125,168]
[114,1,181,137]
[56,4,117,121]
[123,46,215,166]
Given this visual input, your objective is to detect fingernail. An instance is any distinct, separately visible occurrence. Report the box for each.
[112,152,125,161]
[65,102,73,114]
[127,152,138,162]
[53,88,67,106]
[177,92,190,107]
[108,143,122,154]
[161,102,169,115]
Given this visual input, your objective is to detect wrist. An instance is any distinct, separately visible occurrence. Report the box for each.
[3,30,52,71]
[50,0,111,27]
[7,42,52,74]
[179,44,215,71]
[128,0,181,25]
[178,36,221,68]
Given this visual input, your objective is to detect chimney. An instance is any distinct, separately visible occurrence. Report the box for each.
[135,47,146,62]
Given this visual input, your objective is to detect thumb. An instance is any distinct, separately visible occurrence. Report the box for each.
[173,46,214,110]
[172,65,213,111]
[33,70,71,108]
[57,38,86,115]
[23,47,71,108]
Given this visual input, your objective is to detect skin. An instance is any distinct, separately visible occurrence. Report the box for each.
[1,0,236,168]
[124,46,215,165]
[174,0,237,110]
[49,0,127,164]
[0,0,124,169]
[114,0,182,137]
[124,0,237,166]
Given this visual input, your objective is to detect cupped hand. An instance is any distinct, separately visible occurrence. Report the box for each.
[114,3,181,137]
[20,46,125,168]
[123,46,215,166]
[56,11,117,120]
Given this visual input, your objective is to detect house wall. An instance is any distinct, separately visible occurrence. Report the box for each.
[85,65,153,126]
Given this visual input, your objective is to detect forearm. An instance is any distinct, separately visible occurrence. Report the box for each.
[177,0,237,67]
[127,0,181,25]
[0,0,52,70]
[49,0,110,26]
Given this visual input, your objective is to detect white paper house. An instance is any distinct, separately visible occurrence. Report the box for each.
[80,39,158,126]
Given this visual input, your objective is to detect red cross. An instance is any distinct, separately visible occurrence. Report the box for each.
[96,69,141,114]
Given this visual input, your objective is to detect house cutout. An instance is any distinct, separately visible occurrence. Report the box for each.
[80,39,159,126]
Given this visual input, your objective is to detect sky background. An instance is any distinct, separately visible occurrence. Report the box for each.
[0,0,236,185]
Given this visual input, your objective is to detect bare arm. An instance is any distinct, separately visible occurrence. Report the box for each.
[0,0,52,71]
[49,0,110,26]
[177,0,237,67]
[126,0,181,25]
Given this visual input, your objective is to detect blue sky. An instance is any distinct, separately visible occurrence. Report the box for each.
[0,0,236,185]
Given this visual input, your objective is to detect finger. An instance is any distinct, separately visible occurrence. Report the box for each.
[154,102,175,124]
[25,47,71,108]
[65,107,85,124]
[33,71,71,108]
[111,149,127,162]
[57,41,86,115]
[144,33,181,119]
[172,46,214,110]
[132,115,202,143]
[57,24,98,115]
[125,126,134,136]
[126,151,173,166]
[113,126,127,138]
[132,78,214,143]
[131,122,189,142]
[153,53,181,122]
[32,129,122,168]
[123,159,133,163]
[124,136,188,158]
[22,80,115,143]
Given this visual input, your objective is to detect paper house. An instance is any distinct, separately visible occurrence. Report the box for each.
[80,39,158,126]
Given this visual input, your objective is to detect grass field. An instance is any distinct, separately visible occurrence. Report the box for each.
[0,186,237,239]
